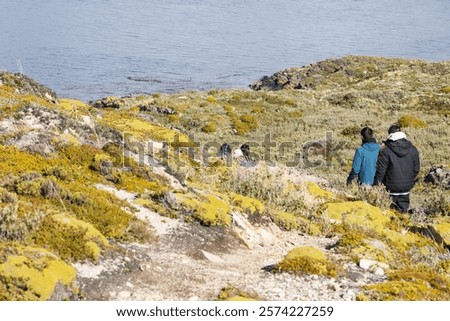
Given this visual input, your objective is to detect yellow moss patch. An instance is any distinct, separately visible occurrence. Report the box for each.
[397,115,428,128]
[269,210,299,231]
[177,193,232,226]
[306,182,335,201]
[275,246,338,277]
[226,296,258,301]
[33,213,109,262]
[0,244,77,300]
[440,86,450,93]
[360,281,444,301]
[269,210,321,235]
[359,267,450,300]
[201,122,217,133]
[383,229,431,254]
[216,285,260,301]
[231,193,265,215]
[57,99,91,115]
[432,217,450,246]
[322,201,391,235]
[52,213,109,247]
[350,243,391,263]
[56,131,81,146]
[100,111,190,143]
[0,145,43,175]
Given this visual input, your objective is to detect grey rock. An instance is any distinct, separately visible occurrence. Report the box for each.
[425,165,450,189]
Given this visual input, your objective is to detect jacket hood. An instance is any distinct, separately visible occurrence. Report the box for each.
[385,138,413,157]
[362,142,380,152]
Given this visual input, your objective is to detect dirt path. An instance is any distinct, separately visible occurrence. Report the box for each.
[74,194,384,301]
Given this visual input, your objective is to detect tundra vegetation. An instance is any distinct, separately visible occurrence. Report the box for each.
[0,55,449,300]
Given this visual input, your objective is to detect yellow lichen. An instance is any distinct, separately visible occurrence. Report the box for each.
[231,193,265,215]
[269,210,300,231]
[100,111,191,143]
[269,210,321,235]
[177,193,232,226]
[359,266,450,300]
[306,182,335,201]
[31,213,109,262]
[56,99,91,116]
[275,246,338,277]
[0,244,77,300]
[216,285,260,301]
[225,296,258,301]
[322,201,391,235]
[432,217,450,246]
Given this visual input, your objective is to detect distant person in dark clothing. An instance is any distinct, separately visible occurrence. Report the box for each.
[218,143,232,159]
[347,127,380,186]
[375,124,420,213]
[240,144,250,161]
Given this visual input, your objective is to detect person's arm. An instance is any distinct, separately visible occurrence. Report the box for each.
[347,149,362,185]
[375,147,389,185]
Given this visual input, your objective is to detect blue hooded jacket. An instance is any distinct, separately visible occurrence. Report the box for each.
[347,141,381,186]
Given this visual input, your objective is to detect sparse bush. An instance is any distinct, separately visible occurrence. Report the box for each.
[341,125,361,137]
[349,184,392,210]
[201,122,217,133]
[0,204,45,241]
[206,96,217,104]
[168,114,180,123]
[422,187,450,216]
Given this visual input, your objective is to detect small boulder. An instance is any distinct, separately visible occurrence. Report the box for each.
[425,165,450,189]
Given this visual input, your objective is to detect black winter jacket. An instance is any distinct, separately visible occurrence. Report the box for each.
[375,138,420,193]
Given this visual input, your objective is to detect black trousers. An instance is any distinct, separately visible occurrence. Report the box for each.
[390,193,410,213]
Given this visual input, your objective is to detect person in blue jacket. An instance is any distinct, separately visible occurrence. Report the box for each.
[347,127,380,186]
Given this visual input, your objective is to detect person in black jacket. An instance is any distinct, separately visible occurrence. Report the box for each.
[375,124,420,213]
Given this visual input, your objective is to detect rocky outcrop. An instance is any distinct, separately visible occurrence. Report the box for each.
[249,55,450,91]
[0,72,56,100]
[90,96,126,109]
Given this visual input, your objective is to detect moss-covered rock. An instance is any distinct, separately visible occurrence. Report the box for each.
[231,193,265,215]
[306,182,335,201]
[322,201,392,235]
[432,217,450,247]
[177,192,232,226]
[0,244,77,300]
[275,246,338,277]
[358,266,450,300]
[0,72,57,100]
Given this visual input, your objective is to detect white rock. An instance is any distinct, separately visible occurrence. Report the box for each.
[118,291,131,299]
[233,148,243,158]
[359,258,377,270]
[373,267,385,276]
[201,250,226,264]
[81,115,93,127]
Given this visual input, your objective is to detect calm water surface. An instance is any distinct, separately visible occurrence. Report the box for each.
[1,0,449,101]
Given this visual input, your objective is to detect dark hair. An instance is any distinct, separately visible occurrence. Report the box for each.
[360,127,373,140]
[388,124,401,134]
